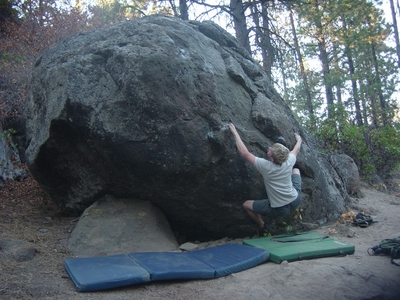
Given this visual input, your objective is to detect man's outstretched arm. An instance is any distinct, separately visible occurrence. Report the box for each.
[290,133,302,157]
[229,123,255,165]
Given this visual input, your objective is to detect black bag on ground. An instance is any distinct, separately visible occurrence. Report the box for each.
[368,237,400,266]
[351,212,374,227]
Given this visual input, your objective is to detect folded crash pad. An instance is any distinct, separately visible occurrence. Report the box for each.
[64,243,269,292]
[127,251,216,281]
[63,254,151,292]
[243,231,355,264]
[188,243,269,277]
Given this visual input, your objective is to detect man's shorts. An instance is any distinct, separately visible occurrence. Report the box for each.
[252,174,302,217]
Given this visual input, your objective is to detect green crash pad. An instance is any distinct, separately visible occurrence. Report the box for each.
[243,232,355,264]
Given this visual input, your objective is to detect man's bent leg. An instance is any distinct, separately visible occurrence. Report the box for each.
[243,200,264,228]
[291,168,302,210]
[292,168,301,194]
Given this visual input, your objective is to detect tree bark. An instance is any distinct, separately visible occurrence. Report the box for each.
[364,77,378,127]
[179,0,188,20]
[312,0,334,117]
[370,41,387,126]
[260,2,274,79]
[332,43,342,104]
[230,0,251,53]
[289,9,314,122]
[249,1,273,79]
[346,50,363,126]
[390,0,400,68]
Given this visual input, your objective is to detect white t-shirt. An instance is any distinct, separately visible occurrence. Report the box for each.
[254,153,298,207]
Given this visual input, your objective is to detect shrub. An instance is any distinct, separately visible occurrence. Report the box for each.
[369,125,400,177]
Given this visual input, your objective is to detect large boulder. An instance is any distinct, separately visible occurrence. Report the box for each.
[25,15,357,241]
[329,154,360,196]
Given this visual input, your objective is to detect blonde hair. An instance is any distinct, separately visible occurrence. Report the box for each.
[270,143,289,165]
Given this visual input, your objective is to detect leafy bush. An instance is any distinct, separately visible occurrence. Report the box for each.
[369,125,400,177]
[311,119,339,152]
[310,113,400,179]
[339,124,375,177]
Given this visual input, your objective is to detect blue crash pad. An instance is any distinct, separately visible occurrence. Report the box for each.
[188,243,269,277]
[127,251,216,281]
[64,243,269,292]
[63,254,151,292]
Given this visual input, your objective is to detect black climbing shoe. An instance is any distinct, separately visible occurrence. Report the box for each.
[351,212,374,227]
[259,224,272,237]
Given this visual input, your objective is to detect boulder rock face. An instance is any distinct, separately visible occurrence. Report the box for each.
[25,15,357,240]
[68,195,178,256]
[330,154,360,196]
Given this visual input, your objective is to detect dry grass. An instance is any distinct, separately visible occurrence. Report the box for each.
[0,171,76,299]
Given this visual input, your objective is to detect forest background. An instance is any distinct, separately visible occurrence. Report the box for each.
[1,0,400,182]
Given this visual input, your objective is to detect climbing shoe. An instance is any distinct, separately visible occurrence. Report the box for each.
[351,212,374,228]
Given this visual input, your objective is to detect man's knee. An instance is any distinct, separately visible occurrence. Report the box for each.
[243,200,253,211]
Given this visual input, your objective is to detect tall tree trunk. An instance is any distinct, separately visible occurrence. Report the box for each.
[279,58,288,95]
[332,43,342,104]
[340,16,362,126]
[249,4,266,70]
[370,42,388,126]
[312,0,334,118]
[346,50,363,126]
[230,0,251,53]
[289,9,314,123]
[179,0,188,20]
[260,3,274,79]
[359,80,370,126]
[390,0,400,68]
[250,2,274,79]
[364,77,379,127]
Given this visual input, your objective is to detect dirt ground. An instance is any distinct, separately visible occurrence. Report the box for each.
[1,172,400,300]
